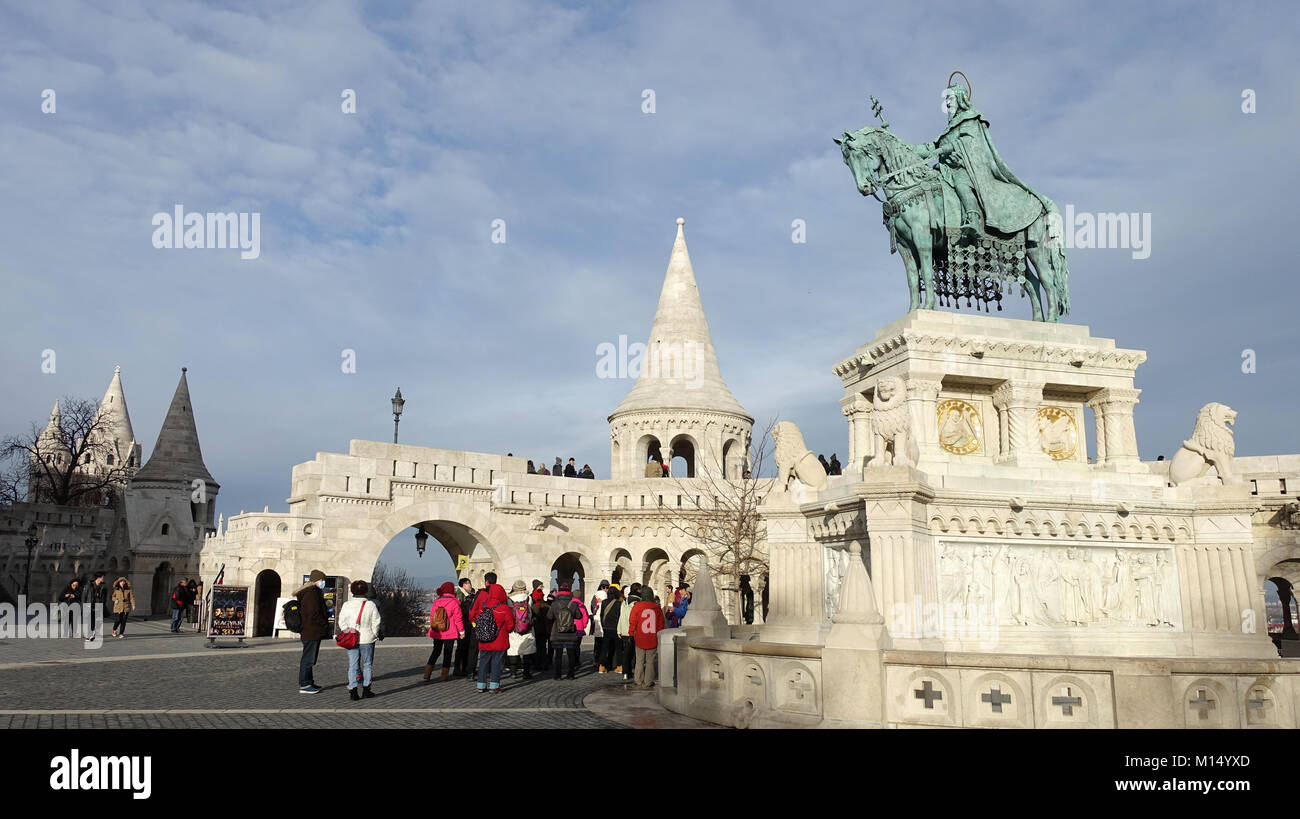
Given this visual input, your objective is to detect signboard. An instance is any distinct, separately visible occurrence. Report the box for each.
[455,555,469,572]
[272,596,295,637]
[207,585,248,638]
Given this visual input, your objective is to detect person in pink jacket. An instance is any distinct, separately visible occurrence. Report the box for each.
[424,581,465,682]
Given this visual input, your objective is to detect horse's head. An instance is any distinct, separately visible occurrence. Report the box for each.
[834,126,885,197]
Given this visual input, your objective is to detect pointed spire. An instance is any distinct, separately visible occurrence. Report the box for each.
[611,218,751,419]
[97,365,138,453]
[680,560,730,632]
[37,401,67,456]
[133,368,216,486]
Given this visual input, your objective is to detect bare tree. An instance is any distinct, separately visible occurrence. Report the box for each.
[0,397,134,507]
[665,417,776,624]
[368,562,429,637]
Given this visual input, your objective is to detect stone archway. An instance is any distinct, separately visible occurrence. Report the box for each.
[151,562,173,616]
[551,552,588,600]
[253,569,282,637]
[354,499,517,585]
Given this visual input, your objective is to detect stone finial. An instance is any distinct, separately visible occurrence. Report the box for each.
[681,559,729,632]
[833,542,883,626]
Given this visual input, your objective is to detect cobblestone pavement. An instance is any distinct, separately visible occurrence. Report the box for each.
[0,631,716,729]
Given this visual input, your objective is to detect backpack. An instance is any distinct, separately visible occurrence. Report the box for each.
[282,598,302,633]
[430,603,450,634]
[474,602,502,643]
[512,599,531,634]
[552,598,577,634]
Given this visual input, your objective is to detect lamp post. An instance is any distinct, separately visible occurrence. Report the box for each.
[23,524,38,596]
[391,388,405,444]
[414,525,428,558]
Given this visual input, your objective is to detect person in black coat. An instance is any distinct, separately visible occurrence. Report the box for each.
[564,459,578,478]
[828,454,842,476]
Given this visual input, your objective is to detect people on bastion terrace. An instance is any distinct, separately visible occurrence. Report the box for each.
[505,579,537,680]
[629,586,665,689]
[337,579,383,701]
[424,581,464,682]
[295,569,331,694]
[468,572,514,692]
[110,576,135,638]
[546,580,584,679]
[590,579,609,669]
[453,577,478,677]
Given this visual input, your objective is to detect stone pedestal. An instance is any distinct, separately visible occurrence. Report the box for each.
[759,494,831,645]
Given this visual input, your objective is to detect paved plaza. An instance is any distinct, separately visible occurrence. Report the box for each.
[0,619,714,729]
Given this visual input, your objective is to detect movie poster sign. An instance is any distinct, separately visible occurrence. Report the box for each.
[207,585,249,638]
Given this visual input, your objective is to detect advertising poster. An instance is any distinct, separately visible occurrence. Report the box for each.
[207,585,248,638]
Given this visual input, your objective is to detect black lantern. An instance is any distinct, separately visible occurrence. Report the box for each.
[414,524,428,558]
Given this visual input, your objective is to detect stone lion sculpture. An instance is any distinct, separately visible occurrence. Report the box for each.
[1167,402,1239,486]
[869,376,918,468]
[773,421,828,492]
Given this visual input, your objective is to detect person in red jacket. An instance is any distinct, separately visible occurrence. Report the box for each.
[468,582,515,693]
[629,590,666,689]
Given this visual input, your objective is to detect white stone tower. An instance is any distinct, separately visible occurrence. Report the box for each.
[608,218,753,480]
[88,366,143,478]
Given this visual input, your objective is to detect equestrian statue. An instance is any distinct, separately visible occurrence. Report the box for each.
[836,74,1072,321]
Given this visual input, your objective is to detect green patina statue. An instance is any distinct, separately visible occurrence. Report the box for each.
[837,79,1072,321]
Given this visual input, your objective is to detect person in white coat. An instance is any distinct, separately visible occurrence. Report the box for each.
[590,579,609,672]
[338,580,384,701]
[505,580,537,679]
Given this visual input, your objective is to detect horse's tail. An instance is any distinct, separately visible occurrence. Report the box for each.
[1054,244,1071,318]
[1042,202,1071,318]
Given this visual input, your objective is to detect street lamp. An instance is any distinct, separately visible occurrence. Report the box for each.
[391,388,405,444]
[414,525,428,558]
[23,524,38,596]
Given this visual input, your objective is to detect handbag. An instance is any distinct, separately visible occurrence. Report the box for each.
[335,601,365,649]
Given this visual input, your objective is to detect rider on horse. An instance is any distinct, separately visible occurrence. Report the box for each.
[911,84,1055,240]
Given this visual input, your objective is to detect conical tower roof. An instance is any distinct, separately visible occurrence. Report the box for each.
[37,401,67,455]
[610,218,751,420]
[97,366,137,451]
[133,368,216,486]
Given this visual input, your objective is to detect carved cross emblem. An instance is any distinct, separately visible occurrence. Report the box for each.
[1187,688,1217,720]
[914,679,943,709]
[981,685,1011,714]
[1052,687,1082,717]
[788,671,813,702]
[1246,687,1273,724]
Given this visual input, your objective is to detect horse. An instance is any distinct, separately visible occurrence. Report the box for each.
[835,125,1071,322]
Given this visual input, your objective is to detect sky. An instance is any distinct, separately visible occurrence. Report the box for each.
[1,1,1298,584]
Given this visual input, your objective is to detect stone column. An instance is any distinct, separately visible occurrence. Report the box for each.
[752,574,766,625]
[991,380,1049,465]
[1087,394,1108,463]
[904,375,944,464]
[1091,387,1142,470]
[841,394,872,472]
[759,497,830,645]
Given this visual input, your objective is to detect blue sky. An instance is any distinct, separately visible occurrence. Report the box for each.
[2,1,1298,584]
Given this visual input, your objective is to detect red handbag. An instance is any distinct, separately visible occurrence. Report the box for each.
[335,601,365,649]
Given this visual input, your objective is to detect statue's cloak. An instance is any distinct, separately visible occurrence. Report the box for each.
[933,108,1051,235]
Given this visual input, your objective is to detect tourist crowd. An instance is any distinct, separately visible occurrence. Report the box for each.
[292,566,695,698]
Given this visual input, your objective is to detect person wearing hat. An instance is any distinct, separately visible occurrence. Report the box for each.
[505,580,537,680]
[295,570,331,694]
[424,581,465,682]
[531,586,551,671]
[629,586,665,689]
[337,580,383,700]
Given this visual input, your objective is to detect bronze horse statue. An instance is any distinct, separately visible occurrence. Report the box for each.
[836,125,1071,322]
